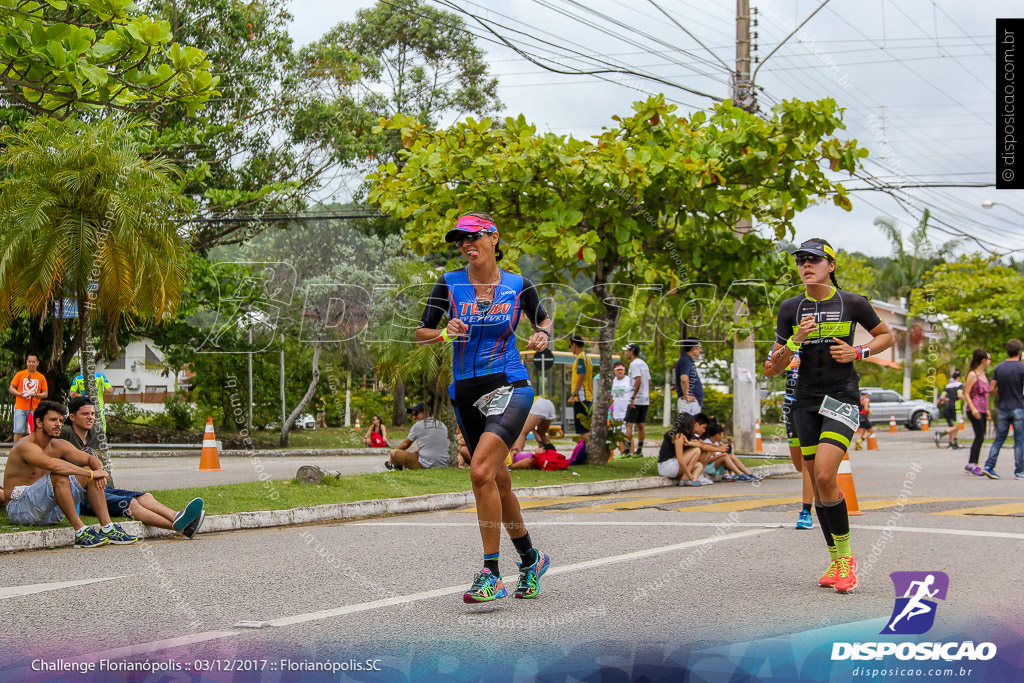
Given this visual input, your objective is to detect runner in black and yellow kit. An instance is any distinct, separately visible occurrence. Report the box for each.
[764,239,894,593]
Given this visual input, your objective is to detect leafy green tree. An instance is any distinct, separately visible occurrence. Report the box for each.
[288,0,501,194]
[0,115,189,469]
[911,255,1024,360]
[141,0,303,253]
[0,0,218,119]
[874,209,958,396]
[370,95,868,462]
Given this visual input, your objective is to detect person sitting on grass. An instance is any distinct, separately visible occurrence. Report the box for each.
[386,402,449,470]
[657,412,708,486]
[702,423,761,482]
[60,397,205,538]
[1,400,136,547]
[363,415,390,448]
[509,395,558,466]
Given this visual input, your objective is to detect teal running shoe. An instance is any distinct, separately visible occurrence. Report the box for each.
[796,509,813,530]
[463,569,507,603]
[514,552,550,599]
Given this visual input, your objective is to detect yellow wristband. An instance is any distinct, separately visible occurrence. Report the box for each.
[440,328,454,343]
[786,337,801,352]
[89,468,94,480]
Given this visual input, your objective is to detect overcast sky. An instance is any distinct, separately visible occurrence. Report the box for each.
[288,0,1023,258]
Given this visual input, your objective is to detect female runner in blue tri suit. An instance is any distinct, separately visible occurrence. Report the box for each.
[417,212,553,603]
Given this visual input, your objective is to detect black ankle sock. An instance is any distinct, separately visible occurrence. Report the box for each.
[511,533,537,566]
[822,496,850,537]
[483,552,500,576]
[815,504,832,548]
[802,502,812,513]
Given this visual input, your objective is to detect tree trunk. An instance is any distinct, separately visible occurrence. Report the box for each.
[392,379,407,426]
[443,395,458,467]
[280,341,322,447]
[79,296,113,477]
[588,279,621,464]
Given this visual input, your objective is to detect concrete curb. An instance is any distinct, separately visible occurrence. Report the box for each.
[112,447,388,458]
[0,464,796,554]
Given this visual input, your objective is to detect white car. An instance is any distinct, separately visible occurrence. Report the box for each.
[295,413,316,429]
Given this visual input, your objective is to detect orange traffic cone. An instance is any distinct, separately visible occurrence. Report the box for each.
[837,450,862,515]
[889,414,898,433]
[867,431,879,450]
[957,414,965,432]
[921,412,930,432]
[199,417,221,471]
[754,418,764,454]
[355,416,361,430]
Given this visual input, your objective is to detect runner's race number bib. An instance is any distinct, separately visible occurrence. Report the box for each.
[473,385,514,417]
[818,395,859,431]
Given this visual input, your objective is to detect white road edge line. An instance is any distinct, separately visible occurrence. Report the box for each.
[0,576,125,600]
[262,528,771,628]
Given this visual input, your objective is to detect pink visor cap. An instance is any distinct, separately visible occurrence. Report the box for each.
[444,214,497,243]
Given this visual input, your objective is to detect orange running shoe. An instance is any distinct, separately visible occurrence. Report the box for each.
[833,556,858,593]
[818,559,839,588]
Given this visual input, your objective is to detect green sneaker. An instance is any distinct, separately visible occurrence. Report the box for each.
[100,524,139,545]
[73,527,110,549]
[514,552,550,599]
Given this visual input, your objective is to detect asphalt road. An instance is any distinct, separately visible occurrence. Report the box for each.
[1,430,1021,682]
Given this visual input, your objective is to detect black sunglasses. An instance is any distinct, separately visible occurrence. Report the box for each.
[795,254,826,266]
[455,232,489,247]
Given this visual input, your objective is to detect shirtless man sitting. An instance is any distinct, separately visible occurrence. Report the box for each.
[1,400,138,547]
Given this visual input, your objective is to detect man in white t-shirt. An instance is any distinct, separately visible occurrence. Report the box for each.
[386,403,449,470]
[609,361,631,455]
[623,343,651,456]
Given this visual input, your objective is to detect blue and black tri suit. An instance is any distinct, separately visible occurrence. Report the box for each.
[419,268,549,453]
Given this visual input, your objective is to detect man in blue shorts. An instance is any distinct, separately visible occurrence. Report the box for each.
[61,397,205,538]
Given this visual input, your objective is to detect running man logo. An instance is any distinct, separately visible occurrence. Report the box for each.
[881,571,949,635]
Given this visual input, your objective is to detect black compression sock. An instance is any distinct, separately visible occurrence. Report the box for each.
[815,504,833,548]
[802,502,813,513]
[511,532,538,567]
[822,496,850,537]
[483,552,500,576]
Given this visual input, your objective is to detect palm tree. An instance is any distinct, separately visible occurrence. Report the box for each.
[873,209,957,398]
[0,116,190,471]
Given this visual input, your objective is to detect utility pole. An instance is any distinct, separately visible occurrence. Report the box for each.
[731,0,759,454]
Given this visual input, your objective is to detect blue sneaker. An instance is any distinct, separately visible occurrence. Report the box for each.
[983,467,1000,480]
[796,509,813,530]
[73,527,110,549]
[463,569,507,603]
[100,524,139,545]
[514,552,550,599]
[1015,473,1024,480]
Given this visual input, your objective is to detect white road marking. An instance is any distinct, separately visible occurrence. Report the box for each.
[262,528,771,628]
[353,520,1024,540]
[0,576,124,600]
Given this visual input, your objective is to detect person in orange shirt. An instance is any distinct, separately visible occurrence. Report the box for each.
[9,353,48,442]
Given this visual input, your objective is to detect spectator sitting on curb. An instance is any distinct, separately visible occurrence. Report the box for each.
[657,412,707,486]
[60,397,205,538]
[702,423,761,482]
[2,400,136,547]
[386,402,449,470]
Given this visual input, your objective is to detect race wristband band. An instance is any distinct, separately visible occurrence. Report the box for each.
[538,328,552,338]
[440,328,454,343]
[785,337,801,352]
[88,468,94,480]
